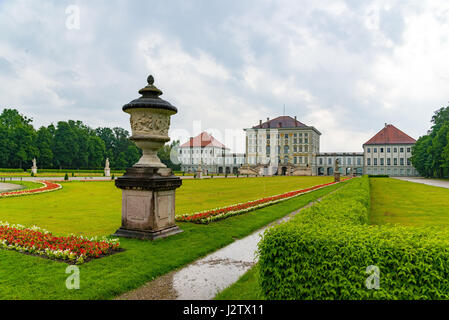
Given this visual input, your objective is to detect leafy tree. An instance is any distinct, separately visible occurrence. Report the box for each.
[158,140,181,171]
[87,136,106,168]
[36,126,54,168]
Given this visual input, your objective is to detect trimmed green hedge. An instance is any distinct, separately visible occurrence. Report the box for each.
[0,168,25,172]
[258,176,449,299]
[24,169,125,174]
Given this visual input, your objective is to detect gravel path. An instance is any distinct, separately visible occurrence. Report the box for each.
[393,177,449,189]
[0,183,24,193]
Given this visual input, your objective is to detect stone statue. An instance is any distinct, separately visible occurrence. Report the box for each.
[334,158,340,182]
[31,158,37,175]
[104,158,111,177]
[335,158,340,172]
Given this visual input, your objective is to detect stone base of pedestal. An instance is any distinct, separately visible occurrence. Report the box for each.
[113,225,183,240]
[31,168,37,175]
[113,166,183,241]
[334,172,341,182]
[104,169,111,177]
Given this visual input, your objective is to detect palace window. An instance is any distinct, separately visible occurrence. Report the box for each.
[400,147,404,153]
[407,158,411,166]
[367,148,371,153]
[367,158,371,166]
[374,148,377,153]
[407,147,411,153]
[380,158,384,166]
[400,158,404,166]
[394,158,398,165]
[357,158,361,165]
[394,147,397,153]
[374,159,378,165]
[284,145,289,154]
[380,148,384,153]
[387,147,391,153]
[387,158,391,166]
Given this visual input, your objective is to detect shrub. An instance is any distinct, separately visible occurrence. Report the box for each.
[258,176,449,299]
[64,173,69,181]
[368,174,389,178]
[0,168,26,173]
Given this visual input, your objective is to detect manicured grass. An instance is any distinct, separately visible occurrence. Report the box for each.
[176,176,333,214]
[370,178,449,227]
[214,265,264,300]
[0,177,334,236]
[0,179,344,299]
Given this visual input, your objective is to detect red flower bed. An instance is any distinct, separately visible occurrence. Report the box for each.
[0,181,62,198]
[177,178,352,224]
[0,222,120,264]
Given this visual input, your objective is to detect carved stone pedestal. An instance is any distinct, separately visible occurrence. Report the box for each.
[334,172,341,182]
[113,167,183,240]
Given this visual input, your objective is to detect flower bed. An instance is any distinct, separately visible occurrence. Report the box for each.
[176,178,351,224]
[0,222,120,264]
[0,181,62,198]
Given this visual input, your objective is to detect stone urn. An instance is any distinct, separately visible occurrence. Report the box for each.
[113,75,183,240]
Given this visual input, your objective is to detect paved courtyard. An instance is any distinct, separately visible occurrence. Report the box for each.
[393,177,449,189]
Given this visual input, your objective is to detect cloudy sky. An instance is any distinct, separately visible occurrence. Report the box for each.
[1,0,449,153]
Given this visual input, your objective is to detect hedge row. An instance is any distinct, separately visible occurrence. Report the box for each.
[24,169,125,174]
[0,168,25,172]
[258,176,449,299]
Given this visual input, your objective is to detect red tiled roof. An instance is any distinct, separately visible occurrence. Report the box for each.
[364,124,416,145]
[180,132,228,149]
[252,116,307,129]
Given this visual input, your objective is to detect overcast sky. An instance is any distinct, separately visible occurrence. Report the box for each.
[1,0,449,153]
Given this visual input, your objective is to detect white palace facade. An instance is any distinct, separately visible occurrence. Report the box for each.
[238,116,419,177]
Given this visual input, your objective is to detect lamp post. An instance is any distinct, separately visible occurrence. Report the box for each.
[113,75,183,240]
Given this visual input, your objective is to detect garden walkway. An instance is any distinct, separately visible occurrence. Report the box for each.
[394,177,449,189]
[116,195,324,300]
[0,183,24,193]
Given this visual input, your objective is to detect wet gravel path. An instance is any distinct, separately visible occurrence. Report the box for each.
[393,177,449,189]
[0,183,25,193]
[116,193,329,300]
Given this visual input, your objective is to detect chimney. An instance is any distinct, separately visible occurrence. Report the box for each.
[295,116,297,127]
[259,120,262,126]
[279,122,282,128]
[385,123,388,127]
[267,118,270,128]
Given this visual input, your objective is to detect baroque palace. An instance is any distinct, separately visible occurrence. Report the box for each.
[179,115,419,177]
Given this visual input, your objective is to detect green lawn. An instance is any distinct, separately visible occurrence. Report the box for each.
[370,178,449,227]
[214,265,264,300]
[0,176,341,299]
[0,176,333,236]
[176,176,333,214]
